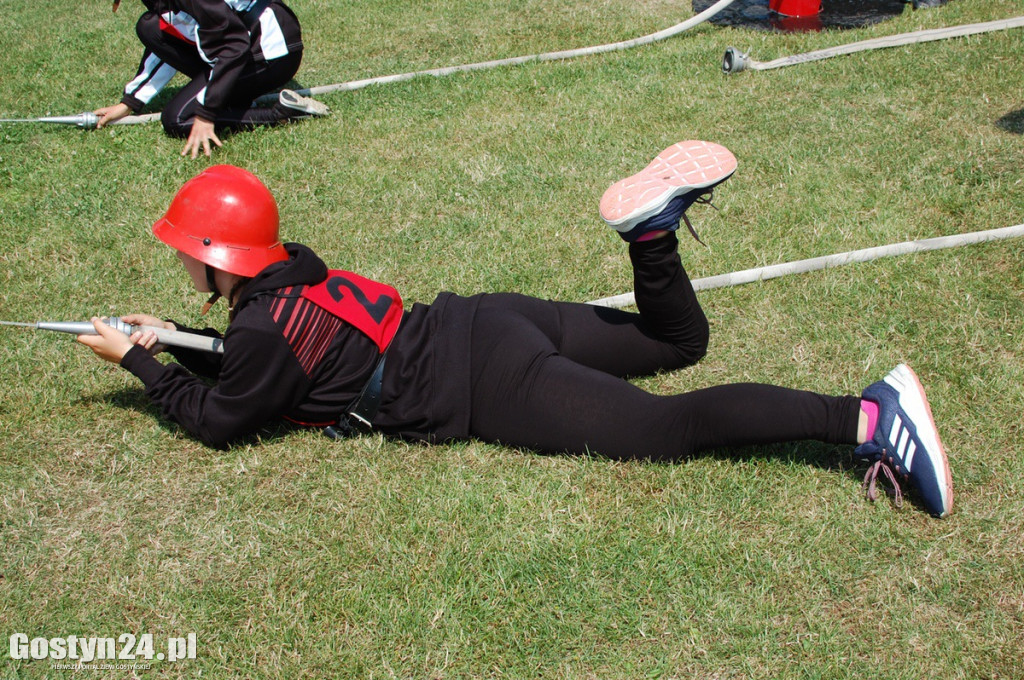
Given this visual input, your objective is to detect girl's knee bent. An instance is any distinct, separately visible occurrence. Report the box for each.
[135,11,162,46]
[160,107,190,138]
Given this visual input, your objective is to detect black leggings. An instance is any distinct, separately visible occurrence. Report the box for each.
[467,234,861,460]
[136,12,302,138]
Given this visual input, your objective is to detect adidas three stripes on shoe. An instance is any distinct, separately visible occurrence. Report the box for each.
[856,364,953,518]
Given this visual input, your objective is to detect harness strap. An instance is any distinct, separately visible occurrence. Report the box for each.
[322,353,387,440]
[239,0,274,31]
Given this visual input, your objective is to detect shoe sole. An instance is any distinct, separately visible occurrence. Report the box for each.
[599,140,738,232]
[888,364,954,517]
[279,90,330,116]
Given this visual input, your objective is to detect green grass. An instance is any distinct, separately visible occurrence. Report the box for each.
[2,0,1023,676]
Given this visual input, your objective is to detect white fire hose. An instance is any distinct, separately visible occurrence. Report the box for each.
[588,224,1024,308]
[278,0,739,100]
[722,16,1024,73]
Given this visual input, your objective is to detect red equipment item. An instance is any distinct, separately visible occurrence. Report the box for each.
[769,0,822,17]
[153,165,288,278]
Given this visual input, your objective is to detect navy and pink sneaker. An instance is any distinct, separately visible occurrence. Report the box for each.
[599,140,737,243]
[857,364,953,518]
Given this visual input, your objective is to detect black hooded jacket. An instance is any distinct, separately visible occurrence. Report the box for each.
[122,0,303,121]
[120,244,480,447]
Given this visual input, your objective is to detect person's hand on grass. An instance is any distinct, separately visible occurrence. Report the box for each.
[182,117,223,158]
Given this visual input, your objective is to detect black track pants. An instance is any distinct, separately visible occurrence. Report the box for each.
[135,12,302,137]
[467,234,862,460]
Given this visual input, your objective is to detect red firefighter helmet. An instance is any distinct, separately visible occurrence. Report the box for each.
[152,165,288,278]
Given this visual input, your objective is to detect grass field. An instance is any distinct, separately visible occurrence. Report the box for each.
[1,0,1022,677]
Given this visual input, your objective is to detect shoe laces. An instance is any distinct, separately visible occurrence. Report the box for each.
[681,189,718,246]
[862,458,904,508]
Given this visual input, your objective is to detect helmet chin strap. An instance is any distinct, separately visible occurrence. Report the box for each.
[201,264,222,316]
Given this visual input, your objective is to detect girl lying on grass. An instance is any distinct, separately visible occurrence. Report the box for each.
[77,143,953,517]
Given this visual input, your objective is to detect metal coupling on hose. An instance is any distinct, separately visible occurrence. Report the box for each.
[722,47,749,74]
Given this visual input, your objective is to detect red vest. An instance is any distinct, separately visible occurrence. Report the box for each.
[300,270,403,352]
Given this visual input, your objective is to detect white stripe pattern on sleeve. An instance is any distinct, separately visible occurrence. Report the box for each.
[125,53,178,105]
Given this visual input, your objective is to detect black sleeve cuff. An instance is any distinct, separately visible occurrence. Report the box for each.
[194,105,220,124]
[121,94,145,113]
[120,344,167,387]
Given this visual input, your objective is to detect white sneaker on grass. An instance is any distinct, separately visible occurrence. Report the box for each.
[278,89,331,117]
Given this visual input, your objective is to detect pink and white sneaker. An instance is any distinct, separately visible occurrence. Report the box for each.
[600,140,737,243]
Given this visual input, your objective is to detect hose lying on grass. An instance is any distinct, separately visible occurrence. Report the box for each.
[276,0,740,99]
[722,16,1024,73]
[588,224,1024,308]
